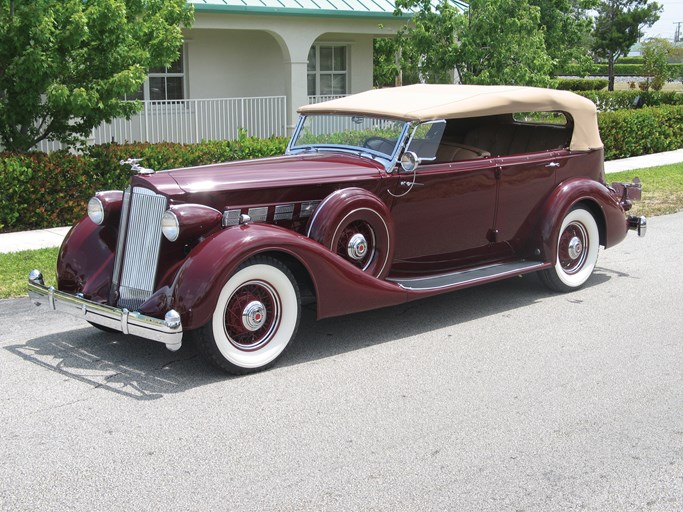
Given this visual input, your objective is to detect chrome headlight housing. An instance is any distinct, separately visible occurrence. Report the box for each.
[87,196,105,225]
[161,210,180,242]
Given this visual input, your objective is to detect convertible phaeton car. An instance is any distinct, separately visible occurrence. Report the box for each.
[29,84,646,374]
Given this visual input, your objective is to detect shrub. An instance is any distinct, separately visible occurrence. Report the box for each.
[617,56,644,65]
[577,90,683,111]
[556,78,608,91]
[0,136,287,233]
[592,63,683,76]
[599,105,683,160]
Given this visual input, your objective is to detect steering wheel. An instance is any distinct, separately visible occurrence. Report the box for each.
[363,137,394,153]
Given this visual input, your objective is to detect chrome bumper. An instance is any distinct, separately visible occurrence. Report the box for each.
[628,215,647,237]
[28,270,183,351]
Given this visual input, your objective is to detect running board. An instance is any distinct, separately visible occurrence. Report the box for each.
[388,261,548,291]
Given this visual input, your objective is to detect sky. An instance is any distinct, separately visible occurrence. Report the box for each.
[641,0,683,41]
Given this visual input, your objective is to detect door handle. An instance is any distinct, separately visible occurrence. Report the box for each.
[545,162,560,168]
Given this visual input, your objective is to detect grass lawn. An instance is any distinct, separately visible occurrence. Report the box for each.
[0,247,58,299]
[612,81,683,92]
[1,162,681,299]
[608,162,683,218]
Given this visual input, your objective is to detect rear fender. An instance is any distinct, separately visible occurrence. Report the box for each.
[539,177,628,262]
[171,223,407,331]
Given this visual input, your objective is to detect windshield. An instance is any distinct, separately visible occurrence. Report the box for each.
[290,115,407,159]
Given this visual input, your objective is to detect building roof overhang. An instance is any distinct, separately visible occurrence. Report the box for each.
[190,0,468,19]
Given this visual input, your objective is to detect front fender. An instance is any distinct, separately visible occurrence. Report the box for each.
[539,177,628,261]
[170,223,408,331]
[57,216,117,302]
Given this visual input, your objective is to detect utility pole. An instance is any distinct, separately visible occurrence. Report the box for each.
[675,22,682,43]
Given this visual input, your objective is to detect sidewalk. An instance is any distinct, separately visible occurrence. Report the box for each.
[1,149,682,254]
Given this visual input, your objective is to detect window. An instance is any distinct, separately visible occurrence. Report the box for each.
[512,111,567,125]
[124,50,186,101]
[307,45,348,96]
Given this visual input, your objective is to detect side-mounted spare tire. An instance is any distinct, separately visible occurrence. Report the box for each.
[307,188,394,279]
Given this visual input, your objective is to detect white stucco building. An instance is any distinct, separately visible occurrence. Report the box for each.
[185,0,414,131]
[83,0,471,149]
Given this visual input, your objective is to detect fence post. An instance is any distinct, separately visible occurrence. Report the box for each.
[144,102,149,143]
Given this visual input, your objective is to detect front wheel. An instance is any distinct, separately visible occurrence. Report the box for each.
[194,256,301,375]
[540,207,600,293]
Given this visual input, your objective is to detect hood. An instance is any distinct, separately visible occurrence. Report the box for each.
[137,153,385,196]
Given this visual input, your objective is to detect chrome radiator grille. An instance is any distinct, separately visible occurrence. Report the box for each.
[113,186,167,310]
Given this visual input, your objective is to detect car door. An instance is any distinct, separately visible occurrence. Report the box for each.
[494,151,562,256]
[385,157,506,269]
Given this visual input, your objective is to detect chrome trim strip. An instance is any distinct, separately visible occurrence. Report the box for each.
[28,278,182,350]
[111,186,132,303]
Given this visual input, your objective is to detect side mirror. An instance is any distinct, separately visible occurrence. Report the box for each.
[400,151,419,172]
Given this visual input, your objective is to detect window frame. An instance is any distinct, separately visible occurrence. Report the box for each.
[307,44,349,97]
[124,45,188,102]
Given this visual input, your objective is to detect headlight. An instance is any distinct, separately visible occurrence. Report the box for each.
[161,210,180,242]
[87,197,105,225]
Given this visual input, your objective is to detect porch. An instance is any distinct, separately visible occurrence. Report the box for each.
[35,94,346,153]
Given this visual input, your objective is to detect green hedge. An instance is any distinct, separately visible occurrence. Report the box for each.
[0,136,287,232]
[577,90,683,111]
[593,63,683,76]
[598,105,683,160]
[556,62,683,77]
[617,57,644,65]
[2,107,683,232]
[557,78,608,91]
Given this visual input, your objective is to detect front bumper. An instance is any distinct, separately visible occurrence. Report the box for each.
[28,270,183,351]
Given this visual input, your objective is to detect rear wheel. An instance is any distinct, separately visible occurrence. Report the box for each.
[540,207,600,293]
[194,256,301,374]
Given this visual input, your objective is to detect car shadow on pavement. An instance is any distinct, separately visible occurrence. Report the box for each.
[5,269,616,400]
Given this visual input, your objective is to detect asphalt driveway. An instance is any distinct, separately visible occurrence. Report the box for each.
[0,212,681,511]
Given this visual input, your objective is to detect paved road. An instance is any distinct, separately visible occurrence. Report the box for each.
[1,213,682,512]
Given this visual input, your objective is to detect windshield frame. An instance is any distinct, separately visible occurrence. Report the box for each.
[286,114,412,173]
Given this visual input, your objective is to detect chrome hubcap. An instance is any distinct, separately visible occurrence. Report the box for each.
[568,236,583,260]
[347,233,368,261]
[242,300,267,332]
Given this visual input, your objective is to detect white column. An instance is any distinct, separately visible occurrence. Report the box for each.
[283,58,309,134]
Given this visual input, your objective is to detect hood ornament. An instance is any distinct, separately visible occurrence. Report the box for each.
[120,158,155,174]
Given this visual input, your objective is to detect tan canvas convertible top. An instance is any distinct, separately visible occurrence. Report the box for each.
[299,84,603,152]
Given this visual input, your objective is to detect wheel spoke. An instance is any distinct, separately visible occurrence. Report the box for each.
[224,281,279,350]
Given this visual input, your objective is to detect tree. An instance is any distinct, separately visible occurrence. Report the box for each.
[529,0,598,75]
[640,37,675,90]
[0,0,194,152]
[591,0,661,91]
[392,0,595,87]
[393,0,464,84]
[457,0,554,86]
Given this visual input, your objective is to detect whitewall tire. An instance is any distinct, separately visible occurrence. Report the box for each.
[540,207,600,293]
[194,256,300,374]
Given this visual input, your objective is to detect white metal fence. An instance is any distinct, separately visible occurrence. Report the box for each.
[31,96,287,152]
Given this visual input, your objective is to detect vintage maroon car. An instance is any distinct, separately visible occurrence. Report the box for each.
[29,84,646,374]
